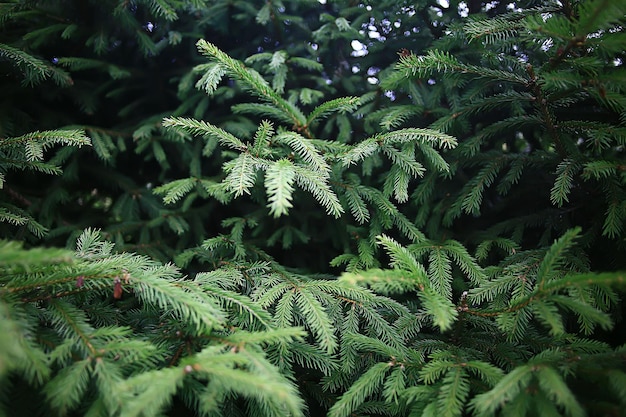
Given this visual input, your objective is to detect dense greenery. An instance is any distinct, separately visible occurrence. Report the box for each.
[1,0,626,416]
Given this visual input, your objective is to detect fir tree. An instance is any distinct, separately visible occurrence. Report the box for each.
[1,1,625,416]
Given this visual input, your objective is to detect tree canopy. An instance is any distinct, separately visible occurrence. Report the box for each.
[1,0,626,416]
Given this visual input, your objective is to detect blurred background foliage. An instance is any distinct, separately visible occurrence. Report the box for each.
[2,0,625,287]
[4,0,619,269]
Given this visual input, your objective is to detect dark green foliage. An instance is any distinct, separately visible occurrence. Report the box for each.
[1,0,626,416]
[385,0,626,258]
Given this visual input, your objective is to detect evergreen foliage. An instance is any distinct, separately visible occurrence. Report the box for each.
[1,0,626,416]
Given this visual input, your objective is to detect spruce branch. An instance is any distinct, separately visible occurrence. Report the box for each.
[0,42,50,85]
[466,270,624,322]
[274,131,330,175]
[341,128,457,168]
[251,119,275,157]
[233,103,297,126]
[306,96,361,127]
[437,366,471,417]
[202,286,276,329]
[265,159,296,218]
[327,362,391,417]
[536,366,585,417]
[0,297,51,384]
[162,117,247,151]
[535,227,580,289]
[294,289,338,354]
[223,153,262,197]
[196,40,307,130]
[293,165,344,218]
[1,129,90,152]
[469,364,534,416]
[344,186,370,224]
[396,50,530,85]
[342,235,459,331]
[154,177,198,205]
[464,16,521,44]
[194,62,226,95]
